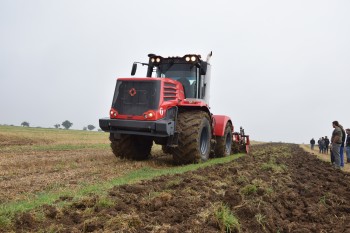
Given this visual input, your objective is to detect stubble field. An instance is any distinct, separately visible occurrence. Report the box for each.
[1,126,350,232]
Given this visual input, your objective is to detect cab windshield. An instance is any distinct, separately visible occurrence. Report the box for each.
[154,63,198,98]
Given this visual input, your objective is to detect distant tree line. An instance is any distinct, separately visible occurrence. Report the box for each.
[16,120,101,131]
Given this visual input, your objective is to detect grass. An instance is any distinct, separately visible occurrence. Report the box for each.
[261,157,287,173]
[0,125,109,152]
[255,213,267,229]
[214,202,240,232]
[0,126,108,150]
[96,196,115,208]
[319,194,331,206]
[319,195,326,205]
[237,175,249,185]
[164,177,183,188]
[32,143,110,151]
[0,153,244,227]
[0,215,11,229]
[146,191,162,200]
[105,212,142,230]
[240,184,257,196]
[38,225,62,233]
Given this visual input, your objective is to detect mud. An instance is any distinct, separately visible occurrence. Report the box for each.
[8,143,350,232]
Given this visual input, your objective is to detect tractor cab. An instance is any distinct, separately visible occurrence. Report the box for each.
[132,53,212,103]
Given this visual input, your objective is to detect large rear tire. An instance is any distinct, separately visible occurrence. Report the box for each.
[215,122,232,157]
[172,111,211,164]
[110,134,152,160]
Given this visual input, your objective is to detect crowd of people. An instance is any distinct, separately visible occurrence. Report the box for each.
[310,121,350,169]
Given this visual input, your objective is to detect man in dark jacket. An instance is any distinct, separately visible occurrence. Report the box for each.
[324,136,330,154]
[310,138,315,150]
[318,138,322,153]
[319,137,325,154]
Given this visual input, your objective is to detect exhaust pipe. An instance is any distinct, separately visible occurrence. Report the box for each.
[206,51,213,63]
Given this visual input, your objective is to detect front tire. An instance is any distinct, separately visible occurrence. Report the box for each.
[172,111,211,164]
[110,134,152,160]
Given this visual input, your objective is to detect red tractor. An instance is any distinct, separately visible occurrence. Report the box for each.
[99,52,250,164]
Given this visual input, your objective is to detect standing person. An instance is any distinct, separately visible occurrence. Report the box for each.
[346,129,350,163]
[239,126,245,144]
[310,138,315,150]
[240,126,245,136]
[318,138,322,153]
[330,144,334,164]
[319,137,325,154]
[324,136,330,154]
[339,124,346,167]
[331,121,343,169]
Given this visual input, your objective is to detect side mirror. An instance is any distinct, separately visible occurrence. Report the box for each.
[131,63,137,76]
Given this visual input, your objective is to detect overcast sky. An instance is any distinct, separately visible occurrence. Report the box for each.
[0,0,349,143]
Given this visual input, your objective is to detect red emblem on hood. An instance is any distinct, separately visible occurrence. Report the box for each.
[129,88,137,96]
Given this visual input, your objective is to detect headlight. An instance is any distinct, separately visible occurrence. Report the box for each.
[156,57,161,63]
[143,111,155,119]
[185,56,190,62]
[151,58,155,63]
[110,109,118,118]
[191,56,197,62]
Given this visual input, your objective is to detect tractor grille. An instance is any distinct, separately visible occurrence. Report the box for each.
[112,80,160,115]
[163,82,177,101]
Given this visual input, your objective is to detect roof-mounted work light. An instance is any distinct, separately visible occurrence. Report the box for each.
[184,55,199,63]
[150,56,162,64]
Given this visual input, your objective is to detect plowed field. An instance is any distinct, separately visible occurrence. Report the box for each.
[3,141,350,232]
